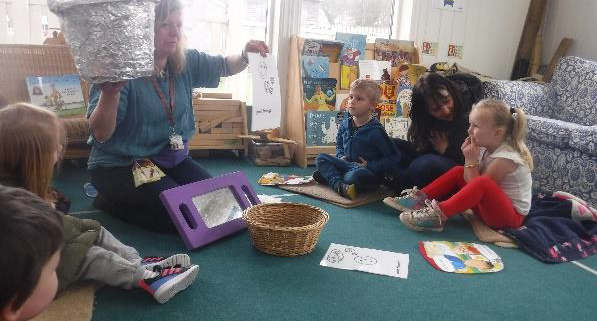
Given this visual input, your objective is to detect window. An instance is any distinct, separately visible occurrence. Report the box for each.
[300,0,396,41]
[181,0,269,104]
[41,15,49,38]
[6,14,13,36]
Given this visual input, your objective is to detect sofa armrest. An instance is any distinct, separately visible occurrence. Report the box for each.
[483,80,556,117]
[526,115,597,156]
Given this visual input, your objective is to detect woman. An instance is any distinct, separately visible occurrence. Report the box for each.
[87,0,268,231]
[386,72,480,193]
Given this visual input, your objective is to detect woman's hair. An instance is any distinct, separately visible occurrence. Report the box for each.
[155,0,186,74]
[0,103,66,201]
[0,185,63,312]
[474,99,534,170]
[350,79,382,106]
[408,73,467,150]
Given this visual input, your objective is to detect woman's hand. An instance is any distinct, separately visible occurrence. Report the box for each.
[429,131,449,154]
[244,40,269,57]
[99,81,126,97]
[461,136,480,163]
[357,157,368,167]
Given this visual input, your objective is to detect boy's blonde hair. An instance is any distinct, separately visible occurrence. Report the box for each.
[155,0,186,74]
[350,79,382,106]
[473,99,534,170]
[0,103,66,201]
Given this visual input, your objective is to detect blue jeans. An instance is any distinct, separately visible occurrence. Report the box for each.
[90,156,211,232]
[315,153,380,192]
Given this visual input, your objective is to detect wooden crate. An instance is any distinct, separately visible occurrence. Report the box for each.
[249,140,293,166]
[189,95,248,155]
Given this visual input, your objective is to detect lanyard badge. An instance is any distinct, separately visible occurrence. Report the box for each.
[150,73,184,150]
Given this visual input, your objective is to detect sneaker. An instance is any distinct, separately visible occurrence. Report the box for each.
[312,170,327,185]
[139,265,199,304]
[336,181,357,200]
[142,254,191,272]
[399,199,446,232]
[383,186,428,212]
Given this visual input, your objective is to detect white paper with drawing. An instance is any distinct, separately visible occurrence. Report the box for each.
[320,243,409,279]
[248,52,281,131]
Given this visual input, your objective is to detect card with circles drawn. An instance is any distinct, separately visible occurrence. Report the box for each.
[320,243,409,279]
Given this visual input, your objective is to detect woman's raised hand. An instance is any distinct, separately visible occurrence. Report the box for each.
[244,40,269,57]
[429,131,449,155]
[98,81,126,96]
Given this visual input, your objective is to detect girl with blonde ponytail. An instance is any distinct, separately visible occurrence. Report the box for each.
[393,99,534,232]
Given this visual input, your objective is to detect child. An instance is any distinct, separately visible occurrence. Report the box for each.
[395,99,533,231]
[313,79,400,199]
[0,186,63,321]
[0,103,198,304]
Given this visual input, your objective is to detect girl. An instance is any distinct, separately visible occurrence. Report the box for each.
[0,103,198,304]
[395,99,533,231]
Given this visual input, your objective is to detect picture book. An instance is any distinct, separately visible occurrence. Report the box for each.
[302,39,344,63]
[25,74,86,117]
[359,60,391,81]
[394,64,427,87]
[305,111,344,146]
[335,32,366,66]
[258,172,313,186]
[303,78,337,111]
[395,85,413,118]
[302,56,330,78]
[374,39,415,67]
[384,117,410,140]
[340,65,358,90]
[335,93,350,111]
[419,241,504,273]
[376,83,397,120]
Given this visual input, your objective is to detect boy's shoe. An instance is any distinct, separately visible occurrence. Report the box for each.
[399,199,446,232]
[336,181,357,200]
[139,265,199,304]
[312,170,327,185]
[142,254,191,272]
[383,186,428,212]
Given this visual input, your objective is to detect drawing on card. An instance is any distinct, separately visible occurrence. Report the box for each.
[248,52,282,131]
[327,249,344,263]
[258,61,268,79]
[320,243,409,279]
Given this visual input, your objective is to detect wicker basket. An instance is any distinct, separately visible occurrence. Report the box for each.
[243,203,329,257]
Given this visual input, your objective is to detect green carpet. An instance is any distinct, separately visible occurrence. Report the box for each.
[54,158,597,321]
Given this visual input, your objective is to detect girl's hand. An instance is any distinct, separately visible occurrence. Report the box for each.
[357,157,368,167]
[244,40,269,57]
[430,131,449,154]
[461,137,480,163]
[99,81,126,96]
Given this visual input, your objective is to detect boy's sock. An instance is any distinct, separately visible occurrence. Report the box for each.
[138,265,200,304]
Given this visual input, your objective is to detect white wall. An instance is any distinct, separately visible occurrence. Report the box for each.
[410,0,530,80]
[542,0,597,63]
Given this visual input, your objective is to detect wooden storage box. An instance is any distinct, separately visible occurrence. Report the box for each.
[249,140,292,166]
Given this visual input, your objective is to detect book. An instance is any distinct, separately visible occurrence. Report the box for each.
[376,83,397,120]
[395,85,413,118]
[302,39,344,63]
[305,111,343,146]
[374,39,415,67]
[25,74,86,117]
[301,56,330,78]
[358,60,391,81]
[340,65,358,89]
[335,93,350,111]
[335,32,366,66]
[394,64,427,87]
[419,241,504,273]
[384,117,410,140]
[303,78,337,111]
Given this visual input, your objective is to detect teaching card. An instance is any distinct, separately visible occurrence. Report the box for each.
[320,243,409,279]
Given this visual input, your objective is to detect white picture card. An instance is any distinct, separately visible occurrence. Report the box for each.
[320,243,409,279]
[248,52,282,131]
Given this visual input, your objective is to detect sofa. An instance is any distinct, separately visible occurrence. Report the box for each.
[484,56,597,205]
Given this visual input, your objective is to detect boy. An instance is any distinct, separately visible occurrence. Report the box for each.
[313,79,400,199]
[0,186,63,321]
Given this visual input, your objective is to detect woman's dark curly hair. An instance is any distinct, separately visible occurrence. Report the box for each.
[407,72,470,152]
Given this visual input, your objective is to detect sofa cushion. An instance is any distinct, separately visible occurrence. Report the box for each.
[551,56,597,126]
[483,80,556,118]
[526,115,597,156]
[61,117,89,148]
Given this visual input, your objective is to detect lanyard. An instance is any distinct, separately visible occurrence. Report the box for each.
[149,74,176,130]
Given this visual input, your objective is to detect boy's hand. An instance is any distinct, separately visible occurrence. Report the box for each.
[357,157,368,167]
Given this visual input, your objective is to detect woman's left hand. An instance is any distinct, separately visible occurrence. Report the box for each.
[430,131,449,155]
[357,157,368,167]
[244,40,269,57]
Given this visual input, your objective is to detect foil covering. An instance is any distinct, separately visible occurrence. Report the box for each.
[49,0,158,83]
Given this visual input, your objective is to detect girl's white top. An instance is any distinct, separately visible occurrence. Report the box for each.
[480,143,532,215]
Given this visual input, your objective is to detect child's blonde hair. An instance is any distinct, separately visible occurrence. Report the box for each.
[0,103,66,201]
[350,79,382,106]
[473,99,534,170]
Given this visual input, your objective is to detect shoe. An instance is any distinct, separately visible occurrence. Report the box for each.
[336,181,357,200]
[142,254,191,272]
[399,199,446,232]
[312,170,327,185]
[383,186,428,212]
[139,265,199,304]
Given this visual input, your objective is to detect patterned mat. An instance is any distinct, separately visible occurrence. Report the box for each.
[278,182,394,208]
[32,282,95,321]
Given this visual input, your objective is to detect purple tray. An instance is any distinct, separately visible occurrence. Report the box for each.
[159,171,260,250]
